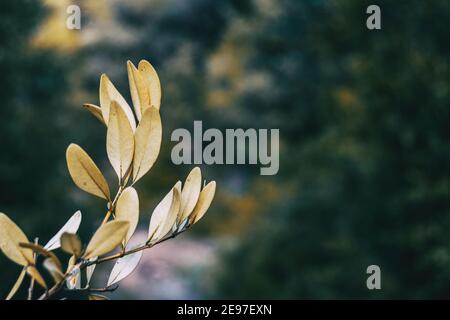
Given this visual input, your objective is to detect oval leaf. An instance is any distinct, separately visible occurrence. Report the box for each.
[82,103,105,125]
[127,60,150,121]
[156,183,181,240]
[100,74,136,130]
[66,144,111,200]
[132,107,162,183]
[43,258,64,283]
[19,242,62,270]
[138,60,161,110]
[115,187,139,246]
[60,233,82,257]
[178,167,202,224]
[0,213,33,266]
[148,182,181,242]
[107,250,142,286]
[107,101,135,182]
[44,210,82,251]
[83,221,130,259]
[86,257,97,286]
[190,181,216,224]
[27,266,47,289]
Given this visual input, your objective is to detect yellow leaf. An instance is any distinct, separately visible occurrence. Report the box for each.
[138,60,161,110]
[27,265,47,289]
[107,101,135,182]
[178,167,202,224]
[0,213,33,266]
[132,107,162,183]
[66,144,111,200]
[127,60,150,121]
[6,267,26,300]
[107,250,142,286]
[89,294,109,300]
[60,233,82,257]
[83,221,130,259]
[157,182,181,240]
[82,103,105,125]
[148,181,181,242]
[190,181,216,224]
[43,258,64,283]
[100,74,136,130]
[115,187,139,246]
[19,242,62,270]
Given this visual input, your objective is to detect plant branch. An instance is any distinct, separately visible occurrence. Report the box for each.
[38,226,188,300]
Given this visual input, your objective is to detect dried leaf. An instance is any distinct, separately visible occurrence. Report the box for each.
[156,183,181,240]
[44,210,82,251]
[43,258,64,283]
[83,221,130,259]
[0,213,33,266]
[115,187,139,245]
[100,74,136,130]
[107,250,142,286]
[19,242,62,270]
[66,144,111,200]
[138,60,161,110]
[60,233,82,257]
[6,267,26,300]
[132,107,162,183]
[82,103,105,125]
[148,182,181,242]
[127,60,150,121]
[89,294,109,300]
[27,265,47,289]
[190,181,216,224]
[107,102,135,182]
[178,167,202,224]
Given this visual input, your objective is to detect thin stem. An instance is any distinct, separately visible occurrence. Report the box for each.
[27,237,39,300]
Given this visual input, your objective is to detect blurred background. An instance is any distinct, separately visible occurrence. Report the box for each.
[0,0,449,299]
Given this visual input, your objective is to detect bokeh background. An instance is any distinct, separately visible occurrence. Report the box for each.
[0,0,449,299]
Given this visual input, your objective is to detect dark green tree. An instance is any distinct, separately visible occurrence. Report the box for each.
[214,0,450,298]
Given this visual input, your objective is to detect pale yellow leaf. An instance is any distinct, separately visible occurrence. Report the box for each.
[82,103,105,125]
[89,294,109,300]
[99,74,136,130]
[190,181,216,224]
[83,221,130,259]
[138,60,161,110]
[60,233,82,257]
[148,181,181,242]
[156,182,181,240]
[107,101,135,182]
[43,258,64,283]
[27,265,47,289]
[107,250,142,286]
[19,242,62,270]
[132,107,162,183]
[6,267,26,300]
[115,187,139,246]
[66,144,111,200]
[0,213,33,266]
[127,60,150,121]
[44,210,82,251]
[178,167,202,224]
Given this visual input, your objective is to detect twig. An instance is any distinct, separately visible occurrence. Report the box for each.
[67,284,119,293]
[27,237,39,300]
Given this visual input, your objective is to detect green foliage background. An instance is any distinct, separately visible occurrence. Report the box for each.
[0,0,449,299]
